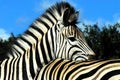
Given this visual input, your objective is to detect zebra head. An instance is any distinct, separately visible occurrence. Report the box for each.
[51,2,95,61]
[9,2,95,65]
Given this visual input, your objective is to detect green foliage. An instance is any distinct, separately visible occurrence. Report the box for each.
[0,23,120,60]
[84,23,120,59]
[0,33,16,60]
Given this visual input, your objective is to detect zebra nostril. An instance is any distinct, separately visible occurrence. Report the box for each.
[87,55,96,61]
[68,37,76,41]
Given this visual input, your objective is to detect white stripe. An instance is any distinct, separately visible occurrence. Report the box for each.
[0,59,7,80]
[46,13,56,24]
[43,35,50,61]
[18,55,23,80]
[33,21,48,34]
[13,45,24,55]
[41,16,53,28]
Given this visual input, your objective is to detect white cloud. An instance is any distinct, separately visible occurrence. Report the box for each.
[64,0,77,7]
[33,0,120,29]
[82,15,120,28]
[83,19,95,25]
[34,0,78,13]
[105,13,120,25]
[113,13,120,23]
[34,0,55,12]
[117,18,120,23]
[16,17,29,23]
[0,28,10,40]
[82,18,105,27]
[16,17,30,27]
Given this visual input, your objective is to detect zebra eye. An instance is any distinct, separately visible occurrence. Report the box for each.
[68,37,76,41]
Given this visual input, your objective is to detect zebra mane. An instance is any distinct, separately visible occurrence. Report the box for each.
[41,1,78,26]
[1,2,79,60]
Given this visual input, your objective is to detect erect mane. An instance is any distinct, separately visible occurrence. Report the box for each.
[41,1,78,25]
[2,2,78,61]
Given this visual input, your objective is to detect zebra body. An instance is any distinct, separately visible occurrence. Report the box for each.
[35,58,120,80]
[0,2,95,80]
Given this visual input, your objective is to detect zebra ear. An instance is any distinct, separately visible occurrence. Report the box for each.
[68,11,79,24]
[63,8,70,26]
[63,9,79,26]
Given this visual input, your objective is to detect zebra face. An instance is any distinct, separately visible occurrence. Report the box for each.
[55,8,95,61]
[55,24,95,62]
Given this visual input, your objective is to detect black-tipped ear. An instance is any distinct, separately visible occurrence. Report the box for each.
[63,8,70,26]
[68,11,79,23]
[63,9,79,26]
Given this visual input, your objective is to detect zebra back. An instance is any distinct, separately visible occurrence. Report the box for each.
[0,2,95,79]
[35,58,120,80]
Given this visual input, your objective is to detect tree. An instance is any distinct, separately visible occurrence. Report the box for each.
[100,23,120,59]
[83,23,102,59]
[0,33,16,61]
[83,23,120,59]
[0,23,120,60]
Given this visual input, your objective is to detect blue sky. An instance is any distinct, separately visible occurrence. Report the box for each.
[0,0,120,40]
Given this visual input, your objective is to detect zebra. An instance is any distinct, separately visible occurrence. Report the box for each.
[34,58,120,80]
[0,2,95,80]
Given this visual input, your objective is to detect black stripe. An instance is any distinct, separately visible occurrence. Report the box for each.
[8,58,13,80]
[30,25,44,35]
[47,10,57,22]
[30,53,35,78]
[40,39,48,64]
[65,60,102,79]
[50,28,55,54]
[14,41,26,54]
[17,60,19,80]
[60,42,67,58]
[3,60,8,80]
[19,37,35,78]
[22,54,29,80]
[74,55,88,61]
[67,45,80,58]
[54,25,58,54]
[13,47,21,79]
[16,51,20,80]
[40,60,54,80]
[56,4,62,16]
[42,14,54,26]
[45,32,53,60]
[25,30,38,43]
[29,47,35,78]
[101,70,120,80]
[36,43,43,68]
[76,60,120,79]
[19,37,32,51]
[0,61,2,77]
[57,60,75,80]
[78,40,90,53]
[40,66,47,80]
[36,18,50,30]
[22,37,36,78]
[11,58,17,80]
[49,59,64,79]
[72,51,82,57]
